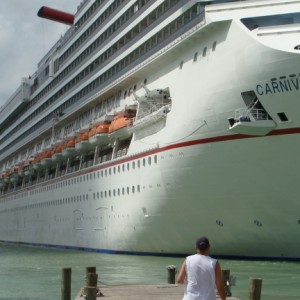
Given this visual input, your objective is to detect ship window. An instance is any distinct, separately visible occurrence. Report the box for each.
[212,41,217,51]
[203,47,207,57]
[179,61,184,69]
[278,112,288,122]
[154,155,157,164]
[193,52,198,62]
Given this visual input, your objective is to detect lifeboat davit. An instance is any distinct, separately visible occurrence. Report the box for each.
[62,137,77,158]
[89,121,111,146]
[75,130,92,152]
[40,150,53,167]
[109,110,135,140]
[51,144,64,163]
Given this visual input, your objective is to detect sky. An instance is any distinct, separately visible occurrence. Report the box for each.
[0,0,81,106]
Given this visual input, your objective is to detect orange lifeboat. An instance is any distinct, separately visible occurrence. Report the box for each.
[51,144,64,163]
[40,149,53,167]
[18,163,25,176]
[0,171,9,187]
[10,167,19,183]
[109,109,136,140]
[89,121,111,146]
[2,171,10,184]
[75,130,92,152]
[62,137,77,158]
[23,157,35,176]
[32,154,42,170]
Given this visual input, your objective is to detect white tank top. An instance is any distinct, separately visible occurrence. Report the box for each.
[183,254,217,300]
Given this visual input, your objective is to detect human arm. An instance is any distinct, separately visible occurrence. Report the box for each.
[176,259,186,284]
[215,261,226,300]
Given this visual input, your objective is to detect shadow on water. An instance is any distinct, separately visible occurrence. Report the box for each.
[0,243,300,300]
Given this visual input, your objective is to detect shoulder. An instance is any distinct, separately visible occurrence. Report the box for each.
[186,254,195,260]
[205,255,218,266]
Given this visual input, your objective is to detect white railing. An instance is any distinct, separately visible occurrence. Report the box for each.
[234,108,269,122]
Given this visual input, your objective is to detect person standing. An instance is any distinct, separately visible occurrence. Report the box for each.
[177,236,226,300]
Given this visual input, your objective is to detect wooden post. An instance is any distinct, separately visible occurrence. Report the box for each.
[86,273,98,287]
[86,266,96,274]
[84,267,98,300]
[166,265,176,284]
[248,277,262,300]
[222,269,232,296]
[61,268,71,300]
[85,286,97,300]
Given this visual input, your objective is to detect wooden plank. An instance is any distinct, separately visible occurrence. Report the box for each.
[74,284,240,300]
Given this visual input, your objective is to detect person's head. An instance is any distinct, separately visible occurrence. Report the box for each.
[196,236,210,254]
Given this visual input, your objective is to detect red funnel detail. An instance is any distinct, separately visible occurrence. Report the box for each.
[37,6,74,25]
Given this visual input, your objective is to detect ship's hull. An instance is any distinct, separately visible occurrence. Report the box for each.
[1,132,300,259]
[1,1,300,260]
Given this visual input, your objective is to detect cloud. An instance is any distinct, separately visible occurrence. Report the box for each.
[0,0,80,106]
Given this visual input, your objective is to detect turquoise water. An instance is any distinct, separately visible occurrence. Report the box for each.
[0,243,300,299]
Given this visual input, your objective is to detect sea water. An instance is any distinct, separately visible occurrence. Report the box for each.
[0,243,299,300]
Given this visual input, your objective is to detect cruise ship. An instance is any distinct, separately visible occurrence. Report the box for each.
[1,0,300,260]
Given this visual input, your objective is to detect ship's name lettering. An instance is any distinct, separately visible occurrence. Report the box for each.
[256,78,299,96]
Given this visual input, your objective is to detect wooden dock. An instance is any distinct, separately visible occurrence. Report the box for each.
[74,284,240,300]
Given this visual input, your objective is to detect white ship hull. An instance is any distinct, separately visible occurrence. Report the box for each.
[1,0,300,259]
